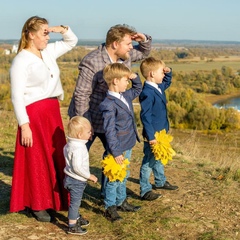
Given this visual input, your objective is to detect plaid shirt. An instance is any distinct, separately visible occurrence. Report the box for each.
[68,35,152,133]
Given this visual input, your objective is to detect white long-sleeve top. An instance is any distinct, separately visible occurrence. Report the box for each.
[10,27,78,126]
[63,137,91,182]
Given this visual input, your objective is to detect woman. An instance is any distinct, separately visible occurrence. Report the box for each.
[10,16,78,222]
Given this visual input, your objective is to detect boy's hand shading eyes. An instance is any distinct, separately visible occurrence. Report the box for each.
[163,67,171,73]
[129,73,137,80]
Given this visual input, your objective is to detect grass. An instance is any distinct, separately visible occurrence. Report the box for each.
[1,51,240,239]
[0,109,240,239]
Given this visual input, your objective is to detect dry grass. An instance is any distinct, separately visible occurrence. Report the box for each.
[0,109,240,240]
[171,129,240,181]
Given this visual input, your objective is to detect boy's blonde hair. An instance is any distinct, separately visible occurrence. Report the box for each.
[68,116,91,139]
[103,63,131,86]
[140,57,165,79]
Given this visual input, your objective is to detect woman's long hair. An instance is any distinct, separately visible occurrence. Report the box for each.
[17,16,48,53]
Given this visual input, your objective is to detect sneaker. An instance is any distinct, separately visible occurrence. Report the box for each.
[117,199,141,212]
[67,224,87,235]
[105,206,122,222]
[77,215,90,227]
[154,181,179,191]
[141,191,162,201]
[31,210,51,222]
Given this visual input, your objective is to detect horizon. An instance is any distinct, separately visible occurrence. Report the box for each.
[1,38,240,47]
[1,1,240,42]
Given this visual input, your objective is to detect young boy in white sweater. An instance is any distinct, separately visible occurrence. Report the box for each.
[63,116,98,235]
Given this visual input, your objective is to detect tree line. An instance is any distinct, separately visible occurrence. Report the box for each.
[1,45,240,131]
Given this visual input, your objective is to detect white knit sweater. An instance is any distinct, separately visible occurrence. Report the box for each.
[10,27,78,126]
[63,137,91,182]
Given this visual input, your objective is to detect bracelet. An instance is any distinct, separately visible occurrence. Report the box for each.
[60,25,68,34]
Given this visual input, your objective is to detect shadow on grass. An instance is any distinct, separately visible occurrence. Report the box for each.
[128,176,139,184]
[0,148,13,216]
[85,167,141,202]
[0,147,14,177]
[17,208,70,232]
[0,179,11,215]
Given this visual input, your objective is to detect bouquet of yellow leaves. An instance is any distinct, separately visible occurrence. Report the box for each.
[101,154,130,182]
[151,129,176,165]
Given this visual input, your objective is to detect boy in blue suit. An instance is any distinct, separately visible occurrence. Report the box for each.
[139,57,178,201]
[99,63,141,221]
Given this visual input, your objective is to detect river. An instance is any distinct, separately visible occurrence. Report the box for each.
[214,97,240,111]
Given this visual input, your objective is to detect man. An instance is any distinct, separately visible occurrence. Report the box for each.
[68,24,152,198]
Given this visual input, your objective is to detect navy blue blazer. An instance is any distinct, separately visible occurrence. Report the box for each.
[99,75,142,157]
[140,71,172,141]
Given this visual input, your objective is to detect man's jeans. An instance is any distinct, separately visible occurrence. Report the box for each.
[64,175,87,220]
[104,149,132,209]
[86,132,108,197]
[140,141,166,197]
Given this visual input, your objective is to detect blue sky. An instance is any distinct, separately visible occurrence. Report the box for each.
[1,0,240,41]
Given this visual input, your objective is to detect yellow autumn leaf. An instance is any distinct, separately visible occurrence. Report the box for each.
[101,154,130,182]
[151,129,176,165]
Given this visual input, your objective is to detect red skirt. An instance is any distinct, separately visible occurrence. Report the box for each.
[10,98,69,212]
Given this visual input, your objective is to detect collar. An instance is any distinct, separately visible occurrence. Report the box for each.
[67,136,88,145]
[104,46,124,63]
[146,81,159,90]
[108,90,121,99]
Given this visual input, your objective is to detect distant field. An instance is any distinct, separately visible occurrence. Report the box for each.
[167,57,240,72]
[133,56,240,73]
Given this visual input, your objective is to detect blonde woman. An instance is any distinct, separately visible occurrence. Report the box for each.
[10,16,78,222]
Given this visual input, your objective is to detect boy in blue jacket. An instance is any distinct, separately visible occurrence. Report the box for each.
[99,63,141,222]
[139,57,178,201]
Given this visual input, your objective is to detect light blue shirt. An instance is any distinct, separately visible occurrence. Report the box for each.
[108,90,130,109]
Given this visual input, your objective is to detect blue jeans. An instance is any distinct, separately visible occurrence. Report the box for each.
[64,175,87,220]
[140,141,166,197]
[86,132,108,197]
[104,149,132,209]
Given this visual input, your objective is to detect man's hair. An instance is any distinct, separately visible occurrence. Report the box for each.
[103,63,131,86]
[140,57,165,79]
[68,116,91,139]
[105,24,137,47]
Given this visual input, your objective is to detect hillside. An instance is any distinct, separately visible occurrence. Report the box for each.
[0,41,240,239]
[0,109,239,240]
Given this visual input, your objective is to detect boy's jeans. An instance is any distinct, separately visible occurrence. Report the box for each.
[64,175,87,220]
[140,141,166,197]
[104,149,132,209]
